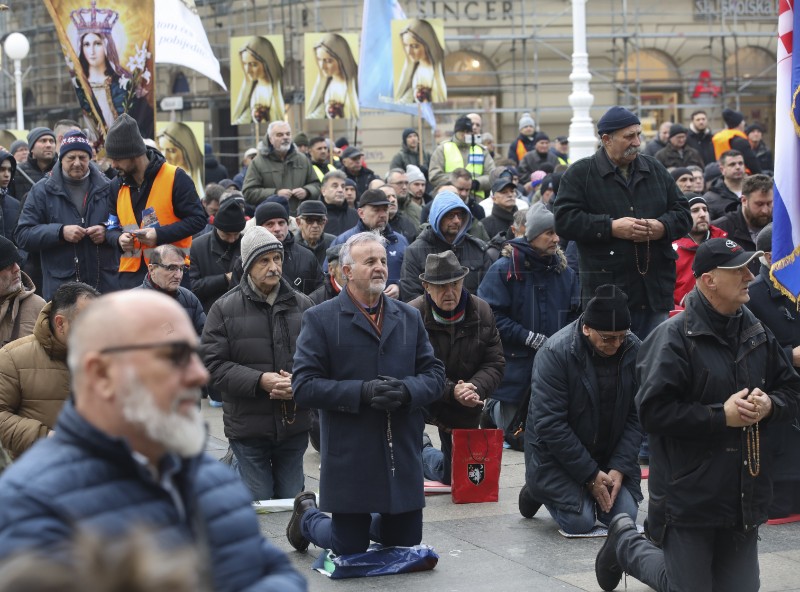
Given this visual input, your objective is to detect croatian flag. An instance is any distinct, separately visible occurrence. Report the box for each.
[359,0,436,128]
[773,0,800,303]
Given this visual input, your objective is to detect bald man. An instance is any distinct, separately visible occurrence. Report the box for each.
[0,291,306,592]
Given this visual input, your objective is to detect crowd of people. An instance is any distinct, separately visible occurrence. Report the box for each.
[0,103,796,592]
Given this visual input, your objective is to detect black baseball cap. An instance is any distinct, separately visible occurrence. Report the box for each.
[341,146,364,160]
[692,238,763,277]
[491,178,517,194]
[358,189,390,207]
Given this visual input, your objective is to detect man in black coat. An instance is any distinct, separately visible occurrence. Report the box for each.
[711,173,773,274]
[746,224,800,518]
[201,226,314,501]
[320,170,358,237]
[11,128,56,205]
[595,238,800,592]
[189,198,245,313]
[554,106,691,340]
[481,178,519,240]
[294,199,335,267]
[340,146,378,201]
[685,110,716,166]
[520,285,642,530]
[287,232,445,556]
[139,244,205,336]
[704,150,746,219]
[0,151,21,242]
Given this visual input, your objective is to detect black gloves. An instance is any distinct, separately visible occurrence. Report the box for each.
[361,376,411,411]
[470,179,480,192]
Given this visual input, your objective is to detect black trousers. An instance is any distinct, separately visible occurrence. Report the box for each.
[616,525,760,592]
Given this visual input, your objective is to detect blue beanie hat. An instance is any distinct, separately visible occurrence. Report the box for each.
[597,107,641,136]
[59,130,93,160]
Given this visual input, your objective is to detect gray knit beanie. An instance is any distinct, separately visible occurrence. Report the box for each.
[525,202,555,241]
[27,127,54,150]
[105,113,146,160]
[519,113,535,131]
[241,226,283,275]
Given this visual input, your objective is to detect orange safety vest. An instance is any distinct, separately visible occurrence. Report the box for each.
[515,139,528,164]
[712,128,748,161]
[117,163,190,273]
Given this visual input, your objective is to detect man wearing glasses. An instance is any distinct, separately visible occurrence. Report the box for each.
[140,244,205,336]
[518,284,643,535]
[294,200,335,267]
[0,290,307,591]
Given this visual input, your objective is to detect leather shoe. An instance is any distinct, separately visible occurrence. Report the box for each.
[595,514,636,591]
[286,491,317,552]
[518,484,541,518]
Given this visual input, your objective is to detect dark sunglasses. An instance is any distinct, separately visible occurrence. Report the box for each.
[99,340,198,368]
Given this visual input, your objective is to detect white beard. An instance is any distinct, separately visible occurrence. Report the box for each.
[120,368,206,458]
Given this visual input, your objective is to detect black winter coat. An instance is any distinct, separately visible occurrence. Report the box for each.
[295,231,335,267]
[12,155,55,205]
[554,149,691,310]
[481,204,516,240]
[188,230,240,313]
[201,277,313,441]
[138,275,206,335]
[15,163,119,299]
[322,202,359,237]
[703,176,741,220]
[400,227,490,301]
[525,318,643,512]
[408,293,504,429]
[710,208,760,274]
[636,289,800,541]
[686,128,716,166]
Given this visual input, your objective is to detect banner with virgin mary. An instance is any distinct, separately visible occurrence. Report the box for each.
[391,18,447,104]
[230,35,285,126]
[304,33,360,120]
[44,0,156,148]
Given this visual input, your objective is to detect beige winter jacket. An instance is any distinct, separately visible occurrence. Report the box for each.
[0,302,69,459]
[0,272,45,347]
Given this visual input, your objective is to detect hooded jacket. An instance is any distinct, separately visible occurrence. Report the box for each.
[242,143,321,214]
[686,126,715,166]
[0,272,44,347]
[389,128,431,172]
[400,194,491,301]
[0,303,69,459]
[0,151,21,241]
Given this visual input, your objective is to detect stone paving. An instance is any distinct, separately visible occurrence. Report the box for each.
[203,401,800,591]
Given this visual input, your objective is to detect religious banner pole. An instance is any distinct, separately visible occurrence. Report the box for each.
[328,119,334,164]
[417,102,424,162]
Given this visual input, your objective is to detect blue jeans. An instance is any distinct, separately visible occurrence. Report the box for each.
[546,486,638,534]
[301,509,423,556]
[422,428,453,484]
[484,399,520,432]
[229,431,308,500]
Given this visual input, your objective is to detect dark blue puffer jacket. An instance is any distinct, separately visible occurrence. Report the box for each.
[0,401,307,592]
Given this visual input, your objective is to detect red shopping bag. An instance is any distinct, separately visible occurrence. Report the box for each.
[450,429,503,504]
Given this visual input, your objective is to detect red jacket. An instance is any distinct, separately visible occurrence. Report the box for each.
[672,225,728,308]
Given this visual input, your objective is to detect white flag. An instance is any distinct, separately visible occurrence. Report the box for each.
[155,0,226,90]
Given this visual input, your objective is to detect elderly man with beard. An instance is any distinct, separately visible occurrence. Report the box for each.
[242,121,320,215]
[202,226,313,502]
[15,131,118,300]
[139,245,205,336]
[711,173,773,274]
[287,232,445,555]
[0,290,307,592]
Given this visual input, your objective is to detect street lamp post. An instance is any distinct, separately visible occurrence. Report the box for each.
[568,0,595,161]
[4,33,30,131]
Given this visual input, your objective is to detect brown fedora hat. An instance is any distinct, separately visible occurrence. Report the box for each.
[419,251,469,285]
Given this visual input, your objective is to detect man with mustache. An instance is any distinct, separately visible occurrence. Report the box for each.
[242,121,320,215]
[555,107,690,466]
[711,173,773,275]
[0,290,307,591]
[554,106,691,341]
[202,226,314,502]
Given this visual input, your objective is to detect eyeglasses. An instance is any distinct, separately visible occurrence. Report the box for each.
[152,262,187,274]
[300,216,327,225]
[591,328,631,344]
[99,340,198,368]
